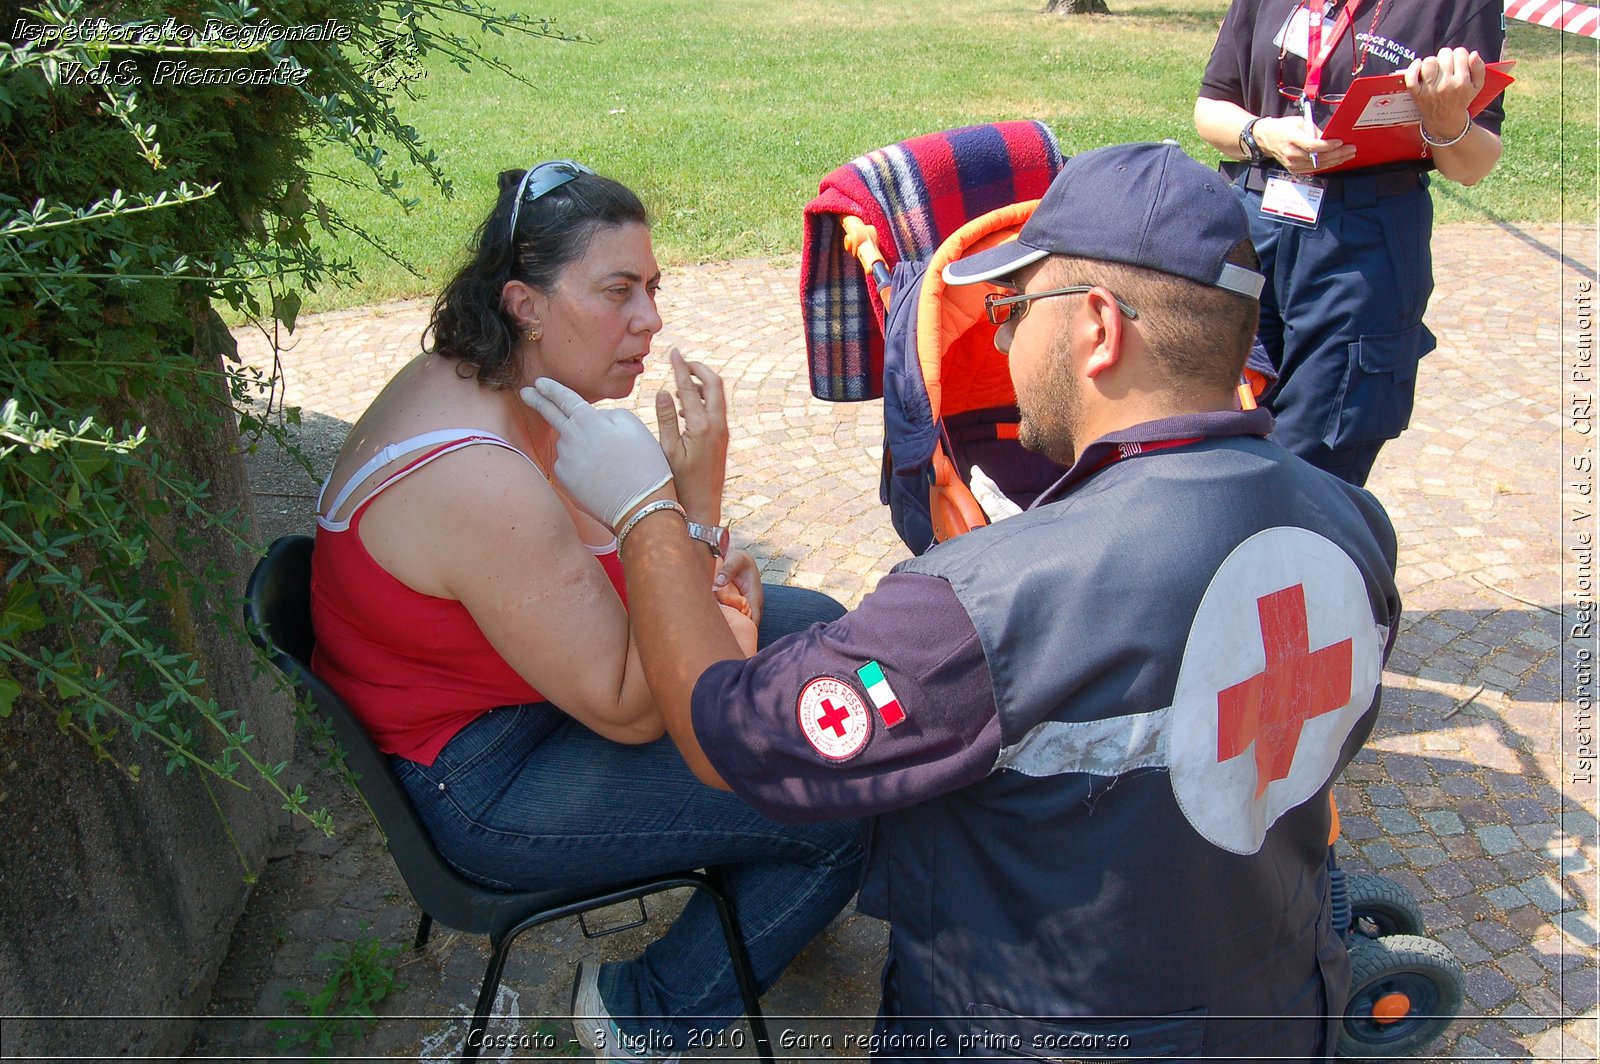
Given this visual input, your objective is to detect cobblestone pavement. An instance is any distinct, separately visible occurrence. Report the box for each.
[195,223,1599,1062]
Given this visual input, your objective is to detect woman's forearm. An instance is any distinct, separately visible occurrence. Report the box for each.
[1195,97,1257,160]
[1424,120,1502,186]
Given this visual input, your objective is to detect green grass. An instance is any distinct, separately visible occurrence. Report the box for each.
[300,0,1596,313]
[1453,20,1598,225]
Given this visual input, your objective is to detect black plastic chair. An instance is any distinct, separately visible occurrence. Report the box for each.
[245,534,775,1063]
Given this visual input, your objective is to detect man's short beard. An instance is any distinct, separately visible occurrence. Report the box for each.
[1016,329,1081,466]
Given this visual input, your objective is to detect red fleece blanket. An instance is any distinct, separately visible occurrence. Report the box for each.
[801,121,1064,401]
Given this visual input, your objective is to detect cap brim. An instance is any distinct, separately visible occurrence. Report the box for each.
[940,240,1049,286]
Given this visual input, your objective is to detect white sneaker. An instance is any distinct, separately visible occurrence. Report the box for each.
[570,960,682,1062]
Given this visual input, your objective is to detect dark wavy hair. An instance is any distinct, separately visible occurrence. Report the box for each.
[426,166,650,388]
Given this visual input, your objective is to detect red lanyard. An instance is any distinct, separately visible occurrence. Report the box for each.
[1076,436,1204,481]
[1303,0,1364,107]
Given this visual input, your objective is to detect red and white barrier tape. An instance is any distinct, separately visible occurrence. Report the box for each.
[1504,0,1600,38]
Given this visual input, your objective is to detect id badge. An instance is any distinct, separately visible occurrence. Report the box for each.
[1259,170,1327,228]
[1273,5,1312,58]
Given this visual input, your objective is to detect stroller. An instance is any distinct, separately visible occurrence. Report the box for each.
[801,120,1068,552]
[802,124,1466,1059]
[802,122,1274,553]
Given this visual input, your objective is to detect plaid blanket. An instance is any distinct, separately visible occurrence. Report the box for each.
[801,121,1064,401]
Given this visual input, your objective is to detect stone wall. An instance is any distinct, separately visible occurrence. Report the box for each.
[0,357,294,1059]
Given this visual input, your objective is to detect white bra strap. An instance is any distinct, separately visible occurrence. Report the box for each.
[317,429,539,529]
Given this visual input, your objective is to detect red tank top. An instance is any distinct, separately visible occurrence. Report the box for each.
[309,431,626,765]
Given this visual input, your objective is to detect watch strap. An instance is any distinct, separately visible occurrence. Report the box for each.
[1239,117,1266,166]
[684,519,730,558]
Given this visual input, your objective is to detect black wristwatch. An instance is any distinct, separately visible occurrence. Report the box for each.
[684,520,730,558]
[1238,117,1266,166]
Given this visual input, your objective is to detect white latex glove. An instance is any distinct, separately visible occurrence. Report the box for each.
[970,465,1022,522]
[520,377,673,529]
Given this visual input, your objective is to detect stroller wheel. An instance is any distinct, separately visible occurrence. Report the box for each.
[1338,934,1464,1061]
[1345,873,1426,938]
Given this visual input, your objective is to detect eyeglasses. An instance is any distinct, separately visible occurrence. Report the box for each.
[507,160,595,239]
[1275,0,1385,105]
[984,285,1140,328]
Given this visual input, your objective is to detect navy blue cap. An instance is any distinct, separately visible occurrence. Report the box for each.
[943,142,1264,301]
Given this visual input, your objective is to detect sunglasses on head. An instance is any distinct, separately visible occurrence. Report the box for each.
[507,160,595,240]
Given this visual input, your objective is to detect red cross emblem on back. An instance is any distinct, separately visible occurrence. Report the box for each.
[1216,584,1353,798]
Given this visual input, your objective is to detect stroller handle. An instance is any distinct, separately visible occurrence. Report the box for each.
[842,215,893,312]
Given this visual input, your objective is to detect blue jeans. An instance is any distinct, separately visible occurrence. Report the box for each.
[393,584,864,1047]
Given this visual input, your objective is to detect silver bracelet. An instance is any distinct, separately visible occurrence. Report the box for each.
[616,499,686,557]
[1419,115,1472,149]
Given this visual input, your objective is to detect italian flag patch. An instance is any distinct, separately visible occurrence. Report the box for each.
[856,660,906,728]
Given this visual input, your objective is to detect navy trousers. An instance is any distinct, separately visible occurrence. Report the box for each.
[1232,170,1437,486]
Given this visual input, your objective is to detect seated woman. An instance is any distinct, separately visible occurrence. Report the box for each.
[309,160,864,1060]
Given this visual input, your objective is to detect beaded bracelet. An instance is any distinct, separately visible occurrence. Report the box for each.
[1419,116,1473,149]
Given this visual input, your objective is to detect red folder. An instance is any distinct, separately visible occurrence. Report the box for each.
[1312,60,1515,174]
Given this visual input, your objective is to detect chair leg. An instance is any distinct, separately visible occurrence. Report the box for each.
[460,931,516,1064]
[415,912,434,951]
[447,873,773,1064]
[702,868,775,1064]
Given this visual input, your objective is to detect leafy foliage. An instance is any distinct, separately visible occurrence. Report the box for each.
[270,927,404,1059]
[0,0,579,859]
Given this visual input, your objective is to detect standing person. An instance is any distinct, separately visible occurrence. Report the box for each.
[309,160,863,1061]
[1194,0,1506,485]
[525,143,1402,1060]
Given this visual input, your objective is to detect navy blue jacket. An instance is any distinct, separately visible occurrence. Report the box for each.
[695,412,1399,1060]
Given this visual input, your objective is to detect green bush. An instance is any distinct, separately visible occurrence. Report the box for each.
[0,0,577,859]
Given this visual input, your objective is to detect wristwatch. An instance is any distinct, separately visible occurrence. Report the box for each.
[684,520,731,558]
[1238,117,1266,167]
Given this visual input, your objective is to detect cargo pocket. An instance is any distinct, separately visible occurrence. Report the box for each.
[1323,321,1436,449]
[962,1003,1206,1060]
